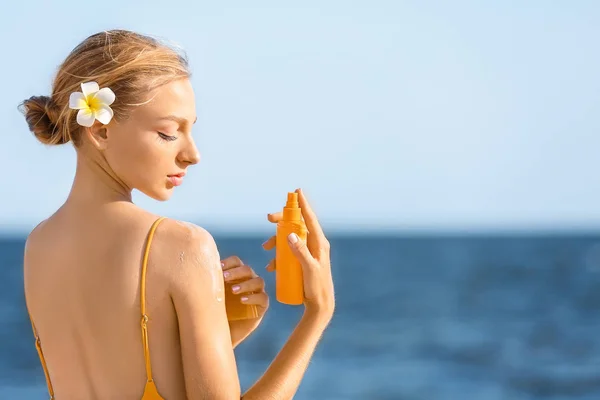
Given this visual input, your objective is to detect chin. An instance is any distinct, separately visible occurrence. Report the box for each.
[139,187,174,202]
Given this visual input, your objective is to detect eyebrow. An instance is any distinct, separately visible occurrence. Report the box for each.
[159,115,198,126]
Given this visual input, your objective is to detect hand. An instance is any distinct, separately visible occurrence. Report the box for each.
[221,256,269,348]
[263,188,335,319]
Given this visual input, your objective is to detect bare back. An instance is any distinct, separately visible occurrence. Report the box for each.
[24,203,189,399]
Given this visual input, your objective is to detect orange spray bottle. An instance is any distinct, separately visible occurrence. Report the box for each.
[276,192,308,305]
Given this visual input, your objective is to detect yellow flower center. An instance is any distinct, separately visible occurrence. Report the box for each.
[86,95,102,112]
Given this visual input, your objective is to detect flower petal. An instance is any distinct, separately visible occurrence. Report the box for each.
[81,82,100,98]
[69,92,87,109]
[93,87,116,106]
[95,105,114,125]
[77,108,95,127]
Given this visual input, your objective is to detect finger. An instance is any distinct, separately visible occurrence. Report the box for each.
[265,259,276,272]
[231,277,265,295]
[287,232,315,267]
[267,212,282,223]
[221,255,244,270]
[262,235,276,251]
[268,211,305,224]
[223,265,255,282]
[296,188,329,255]
[241,292,269,308]
[296,188,325,242]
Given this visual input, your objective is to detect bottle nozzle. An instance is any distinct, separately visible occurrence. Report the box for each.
[286,192,299,207]
[283,191,301,222]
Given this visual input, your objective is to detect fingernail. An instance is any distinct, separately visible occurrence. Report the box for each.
[241,296,248,302]
[232,285,240,293]
[223,271,230,279]
[288,233,298,244]
[221,262,225,268]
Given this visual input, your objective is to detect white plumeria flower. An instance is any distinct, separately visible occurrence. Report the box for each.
[68,81,116,127]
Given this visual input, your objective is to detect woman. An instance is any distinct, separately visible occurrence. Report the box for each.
[20,30,335,400]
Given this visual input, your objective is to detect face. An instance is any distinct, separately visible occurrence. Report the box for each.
[98,78,200,201]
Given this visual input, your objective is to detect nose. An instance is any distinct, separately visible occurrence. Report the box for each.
[178,136,200,166]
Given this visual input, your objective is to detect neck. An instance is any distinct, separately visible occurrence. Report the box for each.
[65,144,132,208]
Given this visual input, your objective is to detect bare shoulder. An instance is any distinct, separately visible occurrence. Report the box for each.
[23,218,56,305]
[153,218,223,296]
[23,218,51,263]
[158,218,217,252]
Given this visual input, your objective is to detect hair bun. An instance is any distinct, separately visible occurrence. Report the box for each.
[20,95,68,145]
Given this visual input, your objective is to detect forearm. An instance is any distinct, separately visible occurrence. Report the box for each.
[241,309,331,400]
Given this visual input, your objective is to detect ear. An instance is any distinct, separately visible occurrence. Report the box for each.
[85,122,110,151]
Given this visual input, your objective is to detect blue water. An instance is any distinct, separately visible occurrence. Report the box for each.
[2,233,600,399]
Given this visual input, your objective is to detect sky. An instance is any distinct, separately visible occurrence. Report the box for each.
[1,1,599,234]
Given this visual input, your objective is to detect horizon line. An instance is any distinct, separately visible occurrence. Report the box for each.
[1,223,600,238]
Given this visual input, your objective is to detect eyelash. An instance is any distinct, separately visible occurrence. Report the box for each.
[158,132,177,142]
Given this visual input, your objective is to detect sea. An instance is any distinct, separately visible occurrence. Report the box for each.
[1,233,600,400]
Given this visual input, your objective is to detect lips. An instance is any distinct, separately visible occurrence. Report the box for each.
[167,172,186,187]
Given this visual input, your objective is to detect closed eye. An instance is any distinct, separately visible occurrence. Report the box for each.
[158,132,178,142]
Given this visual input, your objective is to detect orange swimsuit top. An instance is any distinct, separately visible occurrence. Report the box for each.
[28,217,167,400]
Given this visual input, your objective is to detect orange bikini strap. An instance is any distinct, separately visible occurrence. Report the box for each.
[28,314,55,399]
[140,217,166,383]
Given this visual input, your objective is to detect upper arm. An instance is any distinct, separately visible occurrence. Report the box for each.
[166,221,241,399]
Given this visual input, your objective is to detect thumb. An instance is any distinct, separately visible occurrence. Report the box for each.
[287,233,314,266]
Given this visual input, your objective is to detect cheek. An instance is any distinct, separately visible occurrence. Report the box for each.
[104,133,167,188]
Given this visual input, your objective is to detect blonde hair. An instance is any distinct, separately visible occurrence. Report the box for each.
[20,30,190,146]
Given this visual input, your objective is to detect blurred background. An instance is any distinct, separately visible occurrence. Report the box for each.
[1,1,600,399]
